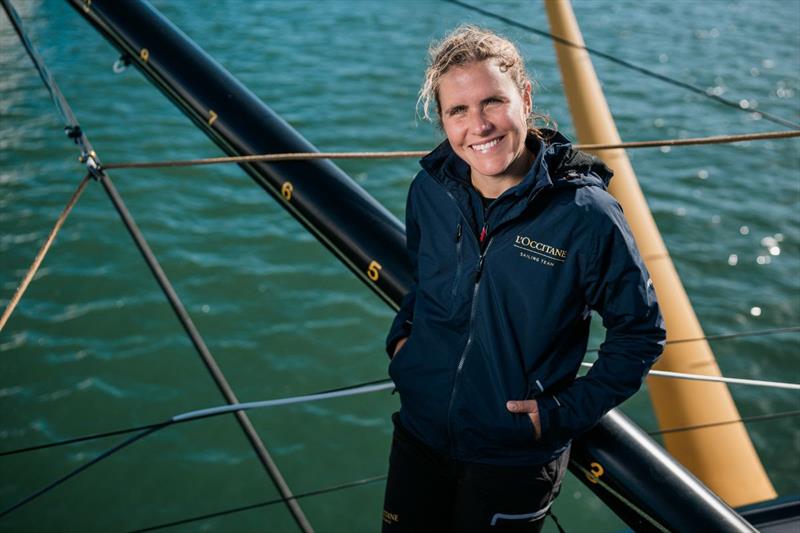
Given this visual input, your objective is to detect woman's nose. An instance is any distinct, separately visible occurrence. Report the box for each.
[469,110,492,134]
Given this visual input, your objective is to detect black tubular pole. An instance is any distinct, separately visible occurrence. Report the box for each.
[97,173,313,533]
[1,2,311,530]
[67,0,411,311]
[67,1,757,531]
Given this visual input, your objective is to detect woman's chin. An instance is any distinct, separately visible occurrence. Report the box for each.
[470,160,513,180]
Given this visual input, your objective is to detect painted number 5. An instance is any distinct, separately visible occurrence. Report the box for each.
[367,260,382,281]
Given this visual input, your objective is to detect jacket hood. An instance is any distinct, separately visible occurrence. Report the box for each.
[419,129,614,201]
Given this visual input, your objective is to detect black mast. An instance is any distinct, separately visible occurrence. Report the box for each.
[67,1,756,531]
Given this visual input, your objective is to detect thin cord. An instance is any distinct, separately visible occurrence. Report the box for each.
[0,174,91,332]
[127,475,387,533]
[442,0,800,130]
[585,325,800,354]
[4,324,798,457]
[0,379,393,458]
[580,362,800,390]
[100,130,800,171]
[0,379,394,519]
[0,421,165,458]
[2,4,310,529]
[0,424,167,519]
[648,409,800,436]
[0,0,80,129]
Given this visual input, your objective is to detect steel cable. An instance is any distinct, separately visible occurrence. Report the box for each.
[2,345,797,460]
[0,380,393,518]
[123,408,800,532]
[1,3,311,529]
[442,0,800,130]
[127,475,388,533]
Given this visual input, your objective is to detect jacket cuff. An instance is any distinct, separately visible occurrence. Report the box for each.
[536,394,561,439]
[385,320,412,358]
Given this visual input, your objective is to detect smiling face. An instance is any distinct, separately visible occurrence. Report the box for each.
[438,59,533,194]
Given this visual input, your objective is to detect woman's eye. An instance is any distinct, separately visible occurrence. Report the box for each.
[485,98,502,106]
[449,107,466,116]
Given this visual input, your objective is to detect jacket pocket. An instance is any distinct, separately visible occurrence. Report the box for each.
[388,336,411,377]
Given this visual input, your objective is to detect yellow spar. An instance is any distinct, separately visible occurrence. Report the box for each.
[543,0,776,507]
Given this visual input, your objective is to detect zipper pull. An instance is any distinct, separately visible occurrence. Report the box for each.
[455,222,462,242]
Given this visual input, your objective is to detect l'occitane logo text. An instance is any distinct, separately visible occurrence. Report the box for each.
[514,235,568,260]
[382,510,399,524]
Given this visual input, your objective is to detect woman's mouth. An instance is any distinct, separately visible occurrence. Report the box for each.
[470,135,504,154]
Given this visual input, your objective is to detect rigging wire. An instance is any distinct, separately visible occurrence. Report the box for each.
[126,475,388,533]
[442,0,800,130]
[0,3,311,530]
[647,409,800,437]
[126,408,800,532]
[2,354,798,460]
[0,173,91,332]
[0,380,393,518]
[100,129,800,171]
[0,424,168,520]
[1,370,795,518]
[2,1,797,527]
[0,0,80,133]
[0,378,393,458]
[588,325,800,350]
[581,363,800,390]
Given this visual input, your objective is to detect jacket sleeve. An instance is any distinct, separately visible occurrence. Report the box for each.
[536,194,666,441]
[385,179,421,358]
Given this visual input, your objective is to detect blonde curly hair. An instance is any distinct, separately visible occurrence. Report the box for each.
[418,25,538,130]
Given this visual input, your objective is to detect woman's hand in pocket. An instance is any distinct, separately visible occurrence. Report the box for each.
[392,337,408,358]
[506,399,541,439]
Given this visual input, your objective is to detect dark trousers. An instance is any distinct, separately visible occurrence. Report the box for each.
[382,413,568,532]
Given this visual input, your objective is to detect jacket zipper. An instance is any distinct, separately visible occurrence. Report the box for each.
[439,185,549,456]
[446,232,494,455]
[450,223,463,300]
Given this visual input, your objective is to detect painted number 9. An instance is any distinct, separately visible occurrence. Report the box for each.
[367,260,382,281]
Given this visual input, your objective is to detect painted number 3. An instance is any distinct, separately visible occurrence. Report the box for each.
[586,462,605,484]
[367,260,382,281]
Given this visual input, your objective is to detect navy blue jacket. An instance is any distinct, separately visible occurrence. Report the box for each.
[386,131,666,466]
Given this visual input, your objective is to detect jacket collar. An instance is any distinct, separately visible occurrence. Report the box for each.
[419,129,611,200]
[419,130,614,237]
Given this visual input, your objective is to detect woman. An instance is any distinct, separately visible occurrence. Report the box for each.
[383,26,665,532]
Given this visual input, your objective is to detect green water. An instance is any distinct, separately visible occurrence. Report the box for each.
[1,1,798,531]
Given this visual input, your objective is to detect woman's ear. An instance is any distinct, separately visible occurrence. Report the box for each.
[522,80,533,116]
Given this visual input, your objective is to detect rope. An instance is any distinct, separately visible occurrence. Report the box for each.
[0,174,91,332]
[648,409,800,436]
[126,475,388,533]
[580,362,800,390]
[100,130,800,171]
[442,0,800,131]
